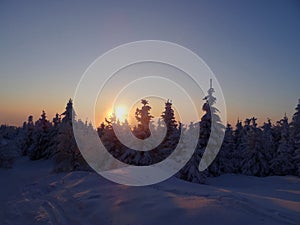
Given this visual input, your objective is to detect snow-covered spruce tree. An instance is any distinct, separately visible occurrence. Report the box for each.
[43,113,61,159]
[117,99,154,165]
[175,135,207,184]
[270,114,295,175]
[233,119,245,173]
[176,102,210,182]
[21,115,35,156]
[239,117,271,176]
[177,80,223,183]
[54,99,90,172]
[261,119,276,164]
[121,118,154,165]
[161,100,177,132]
[235,118,251,173]
[99,114,128,166]
[291,99,300,176]
[27,111,52,160]
[97,120,113,168]
[202,81,225,177]
[134,99,153,139]
[219,124,236,174]
[272,119,282,150]
[172,122,188,165]
[291,100,300,148]
[157,100,180,159]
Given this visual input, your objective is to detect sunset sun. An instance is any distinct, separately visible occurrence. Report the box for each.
[114,105,127,122]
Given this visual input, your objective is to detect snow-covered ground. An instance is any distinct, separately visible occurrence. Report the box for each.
[1,157,300,225]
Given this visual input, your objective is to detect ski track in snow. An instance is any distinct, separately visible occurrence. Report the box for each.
[1,157,300,225]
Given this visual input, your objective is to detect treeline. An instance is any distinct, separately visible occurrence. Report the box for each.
[97,85,300,183]
[0,85,299,185]
[0,100,89,171]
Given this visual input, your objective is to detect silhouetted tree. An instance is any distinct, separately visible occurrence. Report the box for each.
[134,99,153,139]
[28,111,52,160]
[291,99,300,175]
[21,115,34,156]
[159,100,179,157]
[239,117,271,176]
[219,124,236,173]
[178,80,224,183]
[270,115,295,175]
[53,113,61,127]
[202,80,225,177]
[54,99,89,172]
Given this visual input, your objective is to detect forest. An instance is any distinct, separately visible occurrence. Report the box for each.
[0,84,300,185]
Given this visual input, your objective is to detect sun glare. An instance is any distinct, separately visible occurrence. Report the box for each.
[115,106,127,122]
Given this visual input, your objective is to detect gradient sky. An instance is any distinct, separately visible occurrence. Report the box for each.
[1,0,299,126]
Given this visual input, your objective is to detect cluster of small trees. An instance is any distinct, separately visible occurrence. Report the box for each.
[210,112,300,178]
[20,99,89,171]
[1,83,300,185]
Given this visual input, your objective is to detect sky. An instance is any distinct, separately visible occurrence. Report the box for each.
[0,0,299,127]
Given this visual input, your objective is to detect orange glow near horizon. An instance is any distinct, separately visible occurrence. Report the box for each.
[0,100,66,127]
[95,97,184,128]
[0,97,295,128]
[105,105,128,123]
[0,107,293,129]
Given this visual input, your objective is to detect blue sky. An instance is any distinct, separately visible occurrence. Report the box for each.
[0,0,299,126]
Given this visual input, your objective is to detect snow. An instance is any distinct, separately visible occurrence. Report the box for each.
[1,158,300,225]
